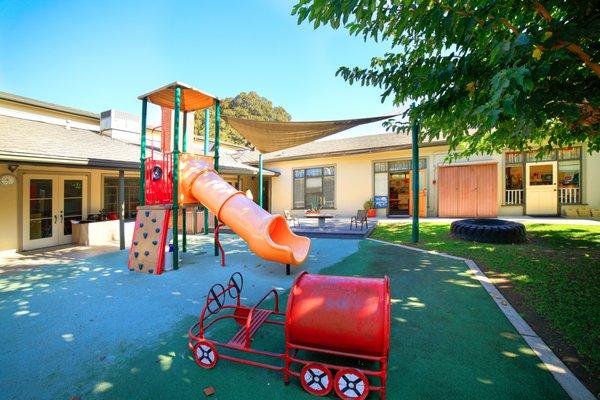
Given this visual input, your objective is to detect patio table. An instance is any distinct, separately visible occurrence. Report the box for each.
[304,213,334,228]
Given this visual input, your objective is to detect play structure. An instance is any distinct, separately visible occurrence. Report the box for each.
[188,272,391,400]
[127,82,311,274]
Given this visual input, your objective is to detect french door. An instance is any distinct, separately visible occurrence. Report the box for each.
[23,175,87,250]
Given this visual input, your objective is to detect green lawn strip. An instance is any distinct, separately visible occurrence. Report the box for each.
[80,240,567,400]
[371,223,600,373]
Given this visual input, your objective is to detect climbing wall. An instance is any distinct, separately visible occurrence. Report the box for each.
[128,206,172,275]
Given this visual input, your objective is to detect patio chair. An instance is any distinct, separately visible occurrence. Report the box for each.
[284,209,300,227]
[350,209,368,230]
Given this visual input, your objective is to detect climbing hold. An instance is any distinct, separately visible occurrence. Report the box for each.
[134,252,139,258]
[144,251,149,256]
[155,228,160,233]
[143,232,148,239]
[152,240,158,245]
[133,241,138,246]
[139,223,144,228]
[148,269,154,274]
[128,268,134,272]
[145,211,150,217]
[138,263,143,270]
[151,218,157,223]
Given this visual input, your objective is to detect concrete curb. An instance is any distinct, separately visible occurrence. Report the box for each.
[367,238,595,400]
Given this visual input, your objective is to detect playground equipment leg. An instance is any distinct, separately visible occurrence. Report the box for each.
[286,264,290,275]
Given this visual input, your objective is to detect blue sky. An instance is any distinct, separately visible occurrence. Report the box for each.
[0,0,398,138]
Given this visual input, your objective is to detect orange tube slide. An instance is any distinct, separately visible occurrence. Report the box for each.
[181,158,311,265]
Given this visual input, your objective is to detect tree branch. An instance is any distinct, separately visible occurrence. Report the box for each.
[533,1,600,78]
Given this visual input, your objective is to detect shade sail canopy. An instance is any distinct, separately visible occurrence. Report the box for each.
[222,114,398,153]
[138,82,218,112]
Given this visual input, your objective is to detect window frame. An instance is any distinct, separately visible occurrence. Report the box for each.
[292,165,336,210]
[558,147,583,204]
[102,175,141,220]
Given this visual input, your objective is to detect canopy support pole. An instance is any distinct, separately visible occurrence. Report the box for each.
[411,109,420,243]
[182,112,187,253]
[118,169,125,250]
[139,98,147,206]
[172,87,181,270]
[214,100,221,257]
[258,153,264,208]
[203,108,210,235]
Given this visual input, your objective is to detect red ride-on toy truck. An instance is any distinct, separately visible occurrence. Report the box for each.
[188,272,391,400]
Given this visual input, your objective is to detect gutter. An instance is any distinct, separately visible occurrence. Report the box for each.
[0,152,139,171]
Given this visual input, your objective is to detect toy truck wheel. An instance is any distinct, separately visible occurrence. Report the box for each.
[334,368,369,400]
[300,363,333,396]
[192,341,218,369]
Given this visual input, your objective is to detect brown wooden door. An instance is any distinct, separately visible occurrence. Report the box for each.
[408,169,427,217]
[438,164,497,217]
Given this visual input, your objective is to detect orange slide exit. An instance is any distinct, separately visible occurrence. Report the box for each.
[180,158,311,266]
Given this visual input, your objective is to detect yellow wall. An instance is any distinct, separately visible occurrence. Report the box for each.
[265,145,599,218]
[0,163,138,252]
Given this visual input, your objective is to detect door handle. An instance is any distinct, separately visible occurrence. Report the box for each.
[60,213,63,223]
[54,215,57,223]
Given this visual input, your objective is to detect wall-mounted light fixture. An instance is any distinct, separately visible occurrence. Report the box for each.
[8,164,19,173]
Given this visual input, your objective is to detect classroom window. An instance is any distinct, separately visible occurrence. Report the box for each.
[103,177,140,219]
[292,166,335,209]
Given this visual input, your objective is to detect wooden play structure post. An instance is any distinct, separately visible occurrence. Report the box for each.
[411,106,420,243]
[172,86,181,269]
[203,108,210,235]
[214,100,221,256]
[139,98,148,206]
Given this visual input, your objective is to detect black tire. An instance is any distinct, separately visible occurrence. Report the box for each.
[450,219,526,244]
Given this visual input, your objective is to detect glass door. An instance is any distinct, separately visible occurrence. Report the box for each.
[389,172,410,216]
[59,177,87,245]
[23,175,58,250]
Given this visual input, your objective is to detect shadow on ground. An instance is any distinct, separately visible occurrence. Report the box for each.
[70,240,568,400]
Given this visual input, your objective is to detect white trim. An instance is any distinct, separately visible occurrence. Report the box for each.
[366,237,595,400]
[0,106,100,131]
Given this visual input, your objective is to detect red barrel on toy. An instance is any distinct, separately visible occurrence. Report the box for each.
[285,272,390,357]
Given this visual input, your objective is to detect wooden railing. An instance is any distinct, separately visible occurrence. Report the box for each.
[505,189,523,205]
[559,187,580,204]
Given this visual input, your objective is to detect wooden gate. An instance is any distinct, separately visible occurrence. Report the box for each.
[438,163,498,217]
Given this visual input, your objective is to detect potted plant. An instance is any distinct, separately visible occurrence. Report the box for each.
[364,199,376,218]
[305,197,324,215]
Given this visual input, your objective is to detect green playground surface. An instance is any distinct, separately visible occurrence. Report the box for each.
[83,239,568,400]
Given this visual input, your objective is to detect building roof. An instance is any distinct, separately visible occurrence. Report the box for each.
[0,115,142,169]
[0,91,99,120]
[236,132,447,163]
[0,114,276,176]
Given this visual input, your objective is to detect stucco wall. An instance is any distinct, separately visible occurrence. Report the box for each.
[0,163,138,252]
[266,145,598,218]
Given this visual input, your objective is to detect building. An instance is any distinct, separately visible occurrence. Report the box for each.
[241,133,599,219]
[1,90,597,252]
[0,91,273,252]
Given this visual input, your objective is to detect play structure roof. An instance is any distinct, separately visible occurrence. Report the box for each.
[138,82,218,112]
[222,114,398,153]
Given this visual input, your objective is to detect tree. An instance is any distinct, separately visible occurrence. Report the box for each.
[195,91,291,146]
[292,1,600,156]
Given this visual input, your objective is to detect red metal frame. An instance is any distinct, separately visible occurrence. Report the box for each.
[188,272,390,399]
[214,223,226,267]
[145,153,173,205]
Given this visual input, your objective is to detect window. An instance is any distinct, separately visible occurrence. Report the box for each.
[529,164,554,186]
[559,160,581,203]
[292,166,335,209]
[558,147,581,160]
[504,152,524,204]
[527,149,557,162]
[103,177,140,219]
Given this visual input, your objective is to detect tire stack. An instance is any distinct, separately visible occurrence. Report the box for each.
[450,218,526,244]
